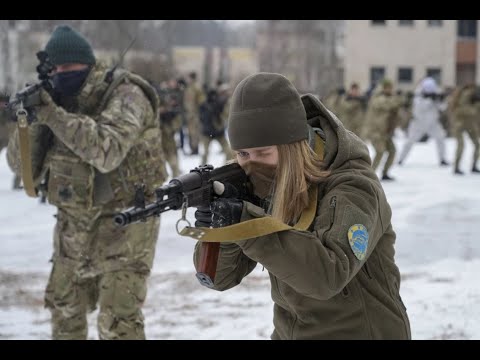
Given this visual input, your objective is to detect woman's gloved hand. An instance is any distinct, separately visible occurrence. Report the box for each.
[194,181,243,228]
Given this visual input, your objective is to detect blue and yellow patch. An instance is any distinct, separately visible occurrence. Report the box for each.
[348,224,369,261]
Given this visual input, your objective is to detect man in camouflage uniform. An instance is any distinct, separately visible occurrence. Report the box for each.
[183,72,205,155]
[0,92,21,189]
[158,79,182,177]
[199,85,234,165]
[451,84,480,175]
[337,83,367,139]
[7,25,167,340]
[364,79,402,181]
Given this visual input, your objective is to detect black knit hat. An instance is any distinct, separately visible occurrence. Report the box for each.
[45,25,96,66]
[227,73,309,150]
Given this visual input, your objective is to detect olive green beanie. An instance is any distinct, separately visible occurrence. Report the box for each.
[45,25,96,66]
[227,73,309,150]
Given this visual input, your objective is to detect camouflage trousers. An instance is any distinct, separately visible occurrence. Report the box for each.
[454,122,479,170]
[200,135,234,166]
[371,137,396,176]
[44,209,160,340]
[162,128,181,178]
[186,113,200,153]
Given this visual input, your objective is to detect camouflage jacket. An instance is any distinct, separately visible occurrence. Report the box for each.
[184,81,205,114]
[452,86,479,124]
[7,61,167,213]
[365,93,402,139]
[337,96,366,136]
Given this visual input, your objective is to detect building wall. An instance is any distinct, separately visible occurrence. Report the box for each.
[345,20,456,92]
[173,46,258,87]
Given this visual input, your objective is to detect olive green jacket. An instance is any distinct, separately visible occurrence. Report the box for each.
[194,94,411,340]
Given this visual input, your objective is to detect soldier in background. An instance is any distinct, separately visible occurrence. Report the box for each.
[199,86,233,165]
[364,79,402,181]
[397,77,449,167]
[159,79,182,177]
[337,83,367,139]
[176,77,187,154]
[184,72,205,155]
[450,84,480,175]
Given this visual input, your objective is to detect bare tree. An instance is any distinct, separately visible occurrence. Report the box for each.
[0,20,21,92]
[256,20,344,97]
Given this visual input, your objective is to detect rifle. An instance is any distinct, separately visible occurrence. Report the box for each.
[6,51,56,120]
[114,162,258,288]
[422,92,446,102]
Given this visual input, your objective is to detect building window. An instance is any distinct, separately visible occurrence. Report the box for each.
[399,20,414,26]
[398,67,413,83]
[426,68,442,84]
[428,20,443,27]
[371,20,386,26]
[458,20,477,38]
[370,67,386,86]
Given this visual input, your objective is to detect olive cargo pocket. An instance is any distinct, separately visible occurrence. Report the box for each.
[47,157,95,209]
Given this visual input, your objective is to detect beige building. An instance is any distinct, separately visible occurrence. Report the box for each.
[173,46,258,88]
[345,20,479,92]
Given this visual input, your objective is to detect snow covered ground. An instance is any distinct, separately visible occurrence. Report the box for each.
[1,134,480,340]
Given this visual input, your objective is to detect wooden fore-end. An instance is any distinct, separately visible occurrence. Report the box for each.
[196,242,220,288]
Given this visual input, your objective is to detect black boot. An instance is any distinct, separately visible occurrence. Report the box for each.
[382,174,395,181]
[472,166,480,174]
[454,168,464,175]
[440,160,449,166]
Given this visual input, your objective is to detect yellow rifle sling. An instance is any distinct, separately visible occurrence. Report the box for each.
[180,133,325,242]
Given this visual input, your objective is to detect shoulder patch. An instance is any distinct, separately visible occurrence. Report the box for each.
[348,224,369,261]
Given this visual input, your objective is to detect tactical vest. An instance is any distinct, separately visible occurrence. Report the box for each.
[46,66,167,212]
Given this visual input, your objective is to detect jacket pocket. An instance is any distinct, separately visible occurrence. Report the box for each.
[47,156,95,209]
[362,261,374,280]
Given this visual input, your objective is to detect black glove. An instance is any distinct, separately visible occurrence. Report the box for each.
[194,181,243,228]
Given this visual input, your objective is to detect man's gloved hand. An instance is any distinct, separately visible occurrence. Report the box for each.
[34,89,60,124]
[194,181,243,228]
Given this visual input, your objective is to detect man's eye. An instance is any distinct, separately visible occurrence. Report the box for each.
[237,151,249,158]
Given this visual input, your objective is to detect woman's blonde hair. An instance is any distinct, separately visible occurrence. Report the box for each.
[271,139,329,225]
